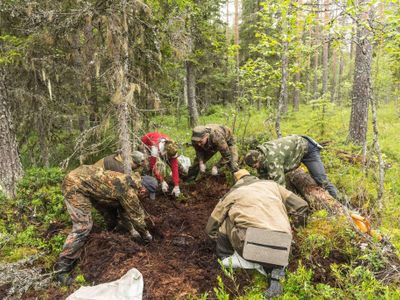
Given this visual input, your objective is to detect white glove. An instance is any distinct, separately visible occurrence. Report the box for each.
[199,162,206,173]
[172,186,181,197]
[161,181,169,193]
[211,166,218,176]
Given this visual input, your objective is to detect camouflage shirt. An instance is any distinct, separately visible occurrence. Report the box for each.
[257,135,308,186]
[192,124,238,171]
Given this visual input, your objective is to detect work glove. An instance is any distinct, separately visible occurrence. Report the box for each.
[265,280,283,299]
[172,186,181,197]
[161,180,169,193]
[199,161,206,173]
[211,166,218,176]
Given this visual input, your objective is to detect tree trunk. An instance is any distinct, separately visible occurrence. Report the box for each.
[293,70,300,112]
[276,11,289,137]
[330,47,337,103]
[313,0,320,101]
[186,60,199,128]
[369,79,384,211]
[322,0,329,96]
[0,69,24,198]
[110,0,133,175]
[38,111,50,167]
[234,0,240,102]
[223,0,230,106]
[337,49,344,105]
[287,169,345,214]
[349,7,372,145]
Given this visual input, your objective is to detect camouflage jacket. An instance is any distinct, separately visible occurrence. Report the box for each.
[257,135,308,186]
[192,124,237,169]
[94,154,145,175]
[65,165,143,207]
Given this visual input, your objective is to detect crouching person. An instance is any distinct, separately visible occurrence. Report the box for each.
[54,165,157,285]
[205,169,309,298]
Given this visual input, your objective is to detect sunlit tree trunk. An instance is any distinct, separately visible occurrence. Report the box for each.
[223,0,229,105]
[186,60,199,127]
[337,49,344,105]
[293,71,300,112]
[0,69,24,198]
[234,0,240,102]
[276,4,290,137]
[331,47,337,103]
[313,0,320,100]
[349,4,372,145]
[322,0,329,95]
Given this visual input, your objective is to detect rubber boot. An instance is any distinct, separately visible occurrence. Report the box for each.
[265,267,285,299]
[141,230,153,243]
[54,258,75,286]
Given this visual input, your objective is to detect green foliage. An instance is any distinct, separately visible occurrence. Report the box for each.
[297,214,358,260]
[0,168,67,262]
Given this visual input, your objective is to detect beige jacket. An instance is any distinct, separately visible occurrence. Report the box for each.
[206,176,308,240]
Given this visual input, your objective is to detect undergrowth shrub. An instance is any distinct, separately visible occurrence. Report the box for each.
[297,212,358,261]
[0,168,68,262]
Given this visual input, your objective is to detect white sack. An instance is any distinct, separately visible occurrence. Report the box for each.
[66,268,143,300]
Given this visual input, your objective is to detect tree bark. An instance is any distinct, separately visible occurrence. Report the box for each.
[293,70,300,112]
[349,6,372,145]
[337,48,344,105]
[0,69,24,198]
[186,60,199,128]
[313,0,320,100]
[234,0,240,102]
[331,47,337,103]
[369,79,384,211]
[322,0,329,96]
[287,168,345,214]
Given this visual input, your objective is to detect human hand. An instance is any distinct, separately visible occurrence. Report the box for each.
[161,181,169,192]
[211,166,218,176]
[199,161,206,173]
[172,186,181,197]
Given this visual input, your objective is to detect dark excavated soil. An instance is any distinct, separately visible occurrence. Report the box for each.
[23,175,255,300]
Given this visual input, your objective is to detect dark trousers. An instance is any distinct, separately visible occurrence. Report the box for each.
[302,140,339,199]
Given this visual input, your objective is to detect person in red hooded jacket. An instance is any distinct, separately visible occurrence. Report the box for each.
[141,132,180,197]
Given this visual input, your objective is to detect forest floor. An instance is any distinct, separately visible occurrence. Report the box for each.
[3,171,397,299]
[19,176,257,299]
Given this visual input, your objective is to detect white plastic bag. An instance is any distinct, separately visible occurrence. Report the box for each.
[66,268,143,300]
[221,251,267,276]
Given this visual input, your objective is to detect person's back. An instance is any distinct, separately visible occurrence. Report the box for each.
[225,179,292,234]
[257,135,307,174]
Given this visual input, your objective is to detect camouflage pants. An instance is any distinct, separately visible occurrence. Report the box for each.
[188,144,239,178]
[56,166,146,271]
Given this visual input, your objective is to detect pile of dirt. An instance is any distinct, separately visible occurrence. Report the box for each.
[73,175,252,299]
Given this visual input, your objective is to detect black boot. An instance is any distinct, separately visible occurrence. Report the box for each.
[54,258,75,286]
[265,268,285,299]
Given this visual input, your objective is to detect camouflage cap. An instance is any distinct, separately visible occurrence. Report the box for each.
[191,126,208,141]
[234,169,250,182]
[244,150,262,167]
[165,140,178,157]
[132,151,145,165]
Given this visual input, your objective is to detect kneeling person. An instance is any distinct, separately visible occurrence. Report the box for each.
[54,165,157,284]
[245,135,338,198]
[206,169,308,298]
[188,124,239,178]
